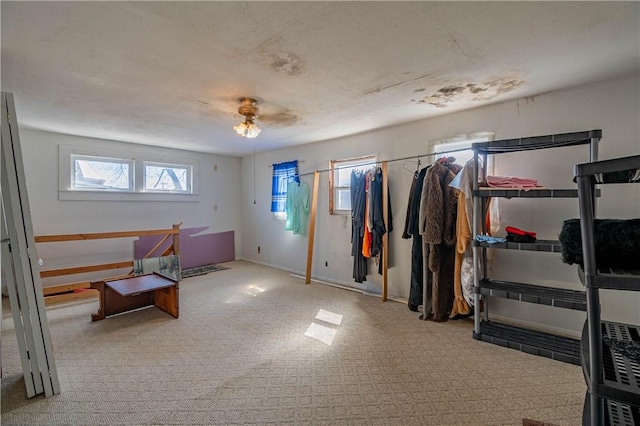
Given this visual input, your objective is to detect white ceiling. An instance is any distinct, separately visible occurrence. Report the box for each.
[2,1,639,156]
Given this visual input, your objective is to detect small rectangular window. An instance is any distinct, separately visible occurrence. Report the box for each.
[430,132,495,166]
[433,140,475,164]
[144,162,192,193]
[329,155,376,214]
[71,155,133,191]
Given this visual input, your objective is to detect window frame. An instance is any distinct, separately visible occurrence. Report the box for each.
[59,144,200,202]
[329,155,377,215]
[143,161,192,193]
[70,154,134,192]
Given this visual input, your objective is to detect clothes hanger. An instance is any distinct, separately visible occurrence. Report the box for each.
[402,158,421,174]
[402,160,415,172]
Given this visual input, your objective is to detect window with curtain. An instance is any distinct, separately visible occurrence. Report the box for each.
[329,155,376,215]
[271,160,299,213]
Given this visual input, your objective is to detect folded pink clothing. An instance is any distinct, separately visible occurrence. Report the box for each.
[486,175,542,191]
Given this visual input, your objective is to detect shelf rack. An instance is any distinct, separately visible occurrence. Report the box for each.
[478,321,581,365]
[471,129,602,364]
[479,279,587,311]
[474,239,563,252]
[574,154,640,426]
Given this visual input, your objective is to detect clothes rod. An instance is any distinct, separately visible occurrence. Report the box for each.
[297,146,470,177]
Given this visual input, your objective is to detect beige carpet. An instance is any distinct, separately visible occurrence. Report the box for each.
[1,260,586,425]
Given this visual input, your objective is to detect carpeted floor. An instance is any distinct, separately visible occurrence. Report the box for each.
[1,260,586,425]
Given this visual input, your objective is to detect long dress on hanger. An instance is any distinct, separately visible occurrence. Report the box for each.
[362,171,372,258]
[369,167,393,275]
[370,168,386,257]
[285,179,311,235]
[402,169,420,240]
[406,166,429,310]
[419,159,461,321]
[351,170,368,283]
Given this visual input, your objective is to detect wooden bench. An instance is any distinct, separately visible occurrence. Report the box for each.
[90,273,179,321]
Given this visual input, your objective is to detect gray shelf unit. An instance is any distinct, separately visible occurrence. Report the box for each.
[478,321,581,365]
[474,239,563,252]
[578,267,640,292]
[583,392,640,426]
[471,129,602,363]
[480,279,587,311]
[475,188,582,198]
[574,154,640,426]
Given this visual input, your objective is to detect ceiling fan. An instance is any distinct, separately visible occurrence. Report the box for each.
[197,96,301,136]
[233,97,262,138]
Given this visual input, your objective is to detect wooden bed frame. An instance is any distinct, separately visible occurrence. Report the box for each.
[35,224,181,305]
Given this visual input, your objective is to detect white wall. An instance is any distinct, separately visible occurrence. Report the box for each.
[240,74,640,337]
[19,129,242,286]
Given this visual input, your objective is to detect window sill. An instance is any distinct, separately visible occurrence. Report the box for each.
[58,190,200,202]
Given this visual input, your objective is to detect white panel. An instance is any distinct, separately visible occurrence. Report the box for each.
[1,92,60,397]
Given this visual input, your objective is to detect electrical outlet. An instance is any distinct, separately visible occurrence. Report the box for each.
[258,246,261,254]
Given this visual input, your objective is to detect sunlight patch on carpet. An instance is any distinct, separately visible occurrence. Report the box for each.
[304,322,337,345]
[315,309,343,325]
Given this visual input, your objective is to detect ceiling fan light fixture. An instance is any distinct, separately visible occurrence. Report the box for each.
[233,121,248,136]
[234,97,262,138]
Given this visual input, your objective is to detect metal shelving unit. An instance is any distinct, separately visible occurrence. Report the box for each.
[475,188,582,198]
[574,154,640,426]
[478,321,581,365]
[475,239,563,252]
[480,279,587,311]
[471,129,602,363]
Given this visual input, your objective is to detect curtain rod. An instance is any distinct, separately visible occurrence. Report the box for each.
[267,160,305,168]
[297,146,471,177]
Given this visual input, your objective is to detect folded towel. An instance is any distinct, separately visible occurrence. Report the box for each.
[486,175,542,191]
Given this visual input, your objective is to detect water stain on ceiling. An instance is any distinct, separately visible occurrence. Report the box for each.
[269,51,306,76]
[259,107,300,126]
[414,77,525,108]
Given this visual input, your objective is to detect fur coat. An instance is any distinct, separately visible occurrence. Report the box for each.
[418,160,461,321]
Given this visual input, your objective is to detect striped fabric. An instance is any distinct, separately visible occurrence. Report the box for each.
[271,160,299,212]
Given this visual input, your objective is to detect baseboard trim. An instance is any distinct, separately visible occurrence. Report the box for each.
[238,258,406,304]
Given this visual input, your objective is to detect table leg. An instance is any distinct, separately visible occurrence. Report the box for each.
[90,281,107,322]
[154,284,179,318]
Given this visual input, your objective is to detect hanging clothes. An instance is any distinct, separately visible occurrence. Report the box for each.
[402,169,420,240]
[350,170,368,283]
[405,166,430,311]
[419,158,462,322]
[448,161,475,317]
[369,168,393,275]
[285,179,310,235]
[369,168,387,257]
[362,171,373,258]
[351,167,393,282]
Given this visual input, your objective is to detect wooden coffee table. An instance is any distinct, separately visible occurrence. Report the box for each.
[91,272,179,321]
